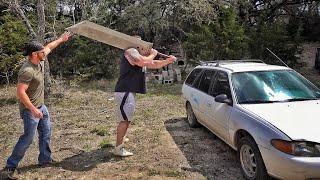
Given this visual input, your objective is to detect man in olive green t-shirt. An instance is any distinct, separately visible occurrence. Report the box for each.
[18,60,45,111]
[2,32,71,180]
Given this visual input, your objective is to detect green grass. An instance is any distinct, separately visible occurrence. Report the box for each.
[147,169,161,176]
[90,126,111,136]
[0,97,18,107]
[147,168,185,178]
[83,144,92,152]
[163,169,184,177]
[145,83,183,96]
[99,138,113,148]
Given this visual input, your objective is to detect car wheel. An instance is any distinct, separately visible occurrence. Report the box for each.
[238,136,270,180]
[186,102,200,128]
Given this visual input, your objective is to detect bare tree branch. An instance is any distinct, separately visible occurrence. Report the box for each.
[10,0,37,38]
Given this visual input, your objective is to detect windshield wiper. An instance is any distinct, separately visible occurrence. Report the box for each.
[240,98,320,104]
[282,98,319,102]
[240,100,282,104]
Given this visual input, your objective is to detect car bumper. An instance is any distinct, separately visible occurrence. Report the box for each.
[259,145,320,180]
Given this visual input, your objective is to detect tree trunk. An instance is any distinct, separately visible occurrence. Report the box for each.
[37,0,45,40]
[37,0,51,99]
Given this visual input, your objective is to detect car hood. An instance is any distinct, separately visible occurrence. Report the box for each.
[241,100,320,143]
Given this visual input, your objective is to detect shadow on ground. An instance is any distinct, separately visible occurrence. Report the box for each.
[14,147,116,173]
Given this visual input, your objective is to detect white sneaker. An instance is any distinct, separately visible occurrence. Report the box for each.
[113,144,133,157]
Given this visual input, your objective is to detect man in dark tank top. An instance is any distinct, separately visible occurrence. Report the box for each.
[113,35,176,157]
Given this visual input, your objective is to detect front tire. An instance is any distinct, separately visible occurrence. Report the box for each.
[186,102,200,128]
[238,136,270,180]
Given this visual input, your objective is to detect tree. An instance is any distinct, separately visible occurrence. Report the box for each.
[183,7,248,63]
[1,0,319,85]
[0,0,53,98]
[0,13,28,85]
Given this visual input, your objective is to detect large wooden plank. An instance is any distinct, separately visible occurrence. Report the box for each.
[66,21,153,54]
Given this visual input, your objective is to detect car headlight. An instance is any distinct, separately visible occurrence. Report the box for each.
[271,139,320,157]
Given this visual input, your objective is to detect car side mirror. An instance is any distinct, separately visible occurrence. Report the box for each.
[215,94,232,105]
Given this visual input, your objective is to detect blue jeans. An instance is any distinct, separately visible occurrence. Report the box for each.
[6,105,52,168]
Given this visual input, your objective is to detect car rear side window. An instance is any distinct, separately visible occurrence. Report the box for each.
[185,69,202,86]
[198,70,216,93]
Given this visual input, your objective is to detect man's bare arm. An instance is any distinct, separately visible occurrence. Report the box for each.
[124,48,158,67]
[43,32,72,56]
[145,58,174,69]
[17,83,43,118]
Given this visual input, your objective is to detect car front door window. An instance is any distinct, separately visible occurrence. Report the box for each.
[211,71,232,99]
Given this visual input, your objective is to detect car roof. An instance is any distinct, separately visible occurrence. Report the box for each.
[195,60,291,73]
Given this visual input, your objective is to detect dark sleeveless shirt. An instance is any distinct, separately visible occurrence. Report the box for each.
[115,52,146,94]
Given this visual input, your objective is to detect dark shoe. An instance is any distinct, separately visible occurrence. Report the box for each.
[1,167,17,180]
[38,159,58,168]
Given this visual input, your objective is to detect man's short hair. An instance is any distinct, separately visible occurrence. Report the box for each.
[23,41,44,56]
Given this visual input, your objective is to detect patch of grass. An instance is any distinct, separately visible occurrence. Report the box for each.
[147,168,184,178]
[100,138,113,148]
[163,169,184,178]
[146,83,183,96]
[147,169,161,176]
[0,97,17,107]
[77,78,117,92]
[90,126,111,136]
[83,144,92,152]
[147,169,185,178]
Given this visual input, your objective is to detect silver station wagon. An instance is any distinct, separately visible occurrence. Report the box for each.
[182,60,320,180]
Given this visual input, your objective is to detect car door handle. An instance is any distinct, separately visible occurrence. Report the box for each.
[206,102,212,107]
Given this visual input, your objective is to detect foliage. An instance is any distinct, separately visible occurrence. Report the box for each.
[49,36,119,80]
[183,7,248,63]
[0,0,319,84]
[0,13,28,84]
[248,22,301,66]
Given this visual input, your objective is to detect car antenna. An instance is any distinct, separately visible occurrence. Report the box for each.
[266,48,289,67]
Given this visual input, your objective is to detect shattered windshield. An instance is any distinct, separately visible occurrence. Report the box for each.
[232,70,320,104]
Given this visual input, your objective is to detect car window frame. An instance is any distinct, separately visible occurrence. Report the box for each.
[196,69,218,94]
[185,68,204,88]
[209,70,233,102]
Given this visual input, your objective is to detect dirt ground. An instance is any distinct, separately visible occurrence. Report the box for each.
[0,43,319,180]
[0,80,244,180]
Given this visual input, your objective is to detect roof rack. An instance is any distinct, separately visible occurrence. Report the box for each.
[199,59,265,67]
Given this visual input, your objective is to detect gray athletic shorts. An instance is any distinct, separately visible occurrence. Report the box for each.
[115,92,136,122]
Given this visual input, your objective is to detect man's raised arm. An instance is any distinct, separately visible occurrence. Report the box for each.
[43,32,72,56]
[124,48,175,68]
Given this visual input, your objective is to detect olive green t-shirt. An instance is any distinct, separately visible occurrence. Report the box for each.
[18,60,44,110]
